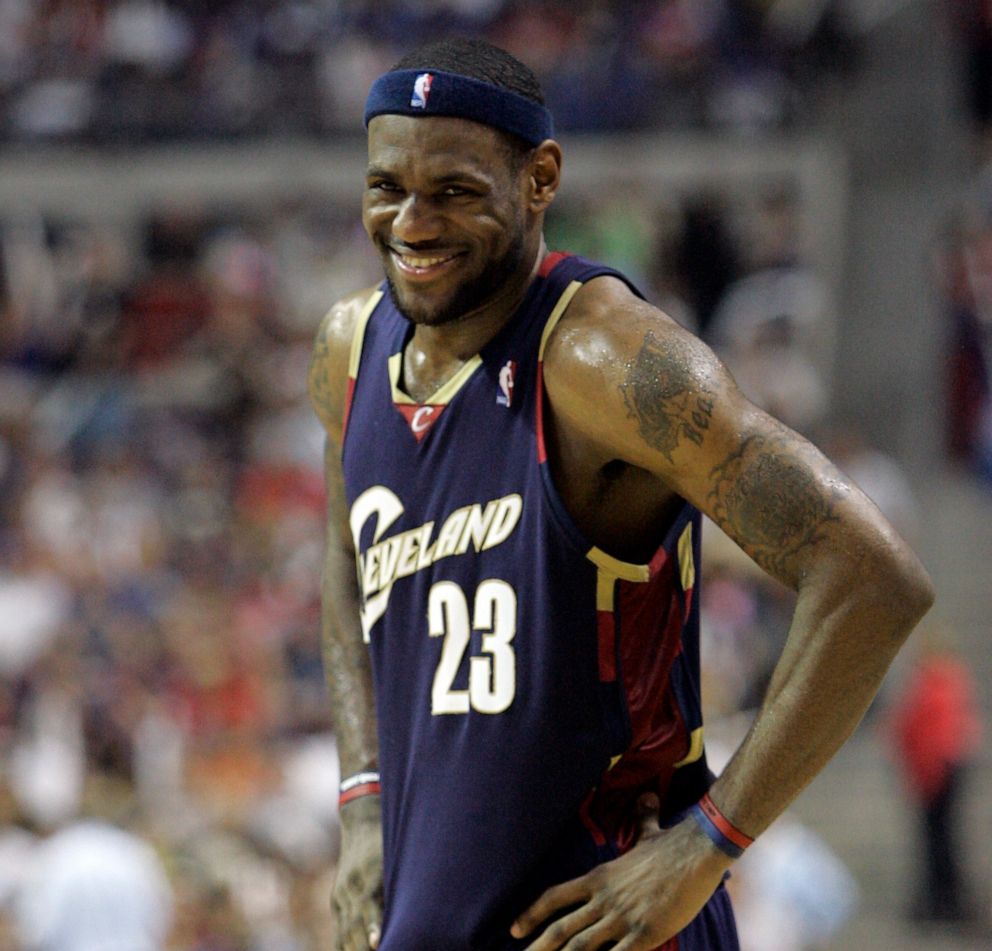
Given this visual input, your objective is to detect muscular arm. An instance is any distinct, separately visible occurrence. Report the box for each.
[309,289,384,951]
[318,439,378,780]
[549,278,934,832]
[514,277,934,949]
[309,291,379,783]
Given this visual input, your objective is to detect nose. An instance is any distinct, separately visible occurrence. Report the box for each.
[391,193,441,245]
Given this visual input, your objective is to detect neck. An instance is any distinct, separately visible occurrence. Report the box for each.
[401,238,547,402]
[411,237,547,361]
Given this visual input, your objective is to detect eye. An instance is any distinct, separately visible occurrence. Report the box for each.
[368,179,401,194]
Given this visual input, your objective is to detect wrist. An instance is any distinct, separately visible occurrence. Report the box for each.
[688,793,754,860]
[339,770,381,809]
[338,787,382,836]
[671,809,736,880]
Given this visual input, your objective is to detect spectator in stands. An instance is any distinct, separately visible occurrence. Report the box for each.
[12,724,175,951]
[16,818,174,951]
[936,215,992,478]
[0,1,856,143]
[887,623,983,924]
[707,190,831,435]
[950,0,992,156]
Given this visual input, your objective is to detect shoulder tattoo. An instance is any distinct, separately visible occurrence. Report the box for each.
[619,330,715,462]
[707,432,844,579]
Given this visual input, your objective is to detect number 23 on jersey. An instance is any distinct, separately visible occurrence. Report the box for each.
[429,580,517,715]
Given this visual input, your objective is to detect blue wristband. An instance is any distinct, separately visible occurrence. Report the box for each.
[689,801,747,859]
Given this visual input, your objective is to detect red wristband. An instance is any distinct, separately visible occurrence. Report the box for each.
[692,793,753,857]
[339,771,381,807]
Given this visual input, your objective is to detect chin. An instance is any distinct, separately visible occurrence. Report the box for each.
[381,232,529,327]
[386,276,474,327]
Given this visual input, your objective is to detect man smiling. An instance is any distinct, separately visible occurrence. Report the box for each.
[308,37,934,951]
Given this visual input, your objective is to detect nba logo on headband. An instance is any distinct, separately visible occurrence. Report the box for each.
[366,69,554,145]
[411,73,433,109]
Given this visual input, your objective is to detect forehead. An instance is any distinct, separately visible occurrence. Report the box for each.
[366,114,512,179]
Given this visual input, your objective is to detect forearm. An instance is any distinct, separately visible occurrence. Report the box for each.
[707,544,934,837]
[695,410,934,838]
[321,440,379,780]
[322,541,379,778]
[325,575,385,946]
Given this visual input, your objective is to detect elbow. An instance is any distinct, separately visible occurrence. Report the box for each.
[900,563,936,626]
[816,537,937,649]
[876,549,936,643]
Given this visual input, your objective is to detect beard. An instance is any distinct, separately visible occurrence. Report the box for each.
[383,227,529,328]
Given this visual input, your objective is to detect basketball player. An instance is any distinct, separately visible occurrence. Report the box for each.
[307,38,934,951]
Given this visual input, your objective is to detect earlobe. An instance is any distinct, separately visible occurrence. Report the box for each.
[529,140,562,213]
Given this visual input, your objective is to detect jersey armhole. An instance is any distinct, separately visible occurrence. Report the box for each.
[341,289,384,444]
[535,279,584,470]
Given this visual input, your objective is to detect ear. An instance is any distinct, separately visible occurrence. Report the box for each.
[527,140,562,214]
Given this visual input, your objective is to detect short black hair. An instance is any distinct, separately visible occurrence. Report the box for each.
[392,37,545,106]
[391,38,545,165]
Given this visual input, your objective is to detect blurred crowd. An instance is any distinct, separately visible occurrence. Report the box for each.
[952,0,992,155]
[0,177,926,947]
[0,0,859,142]
[938,202,992,483]
[937,0,992,486]
[0,203,364,949]
[938,150,992,485]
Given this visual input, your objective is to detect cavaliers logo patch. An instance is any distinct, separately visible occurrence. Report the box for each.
[396,403,445,441]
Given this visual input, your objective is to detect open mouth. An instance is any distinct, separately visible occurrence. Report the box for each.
[390,248,463,279]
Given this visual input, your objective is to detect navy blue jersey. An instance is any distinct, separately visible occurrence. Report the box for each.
[341,253,726,951]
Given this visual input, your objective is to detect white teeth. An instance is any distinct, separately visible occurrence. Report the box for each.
[396,252,453,269]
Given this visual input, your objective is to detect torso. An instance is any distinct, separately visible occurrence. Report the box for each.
[397,276,686,565]
[543,416,687,563]
[336,254,709,950]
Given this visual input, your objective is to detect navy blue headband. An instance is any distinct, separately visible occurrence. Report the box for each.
[364,69,554,146]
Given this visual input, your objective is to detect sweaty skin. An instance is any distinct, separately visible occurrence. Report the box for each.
[309,113,935,951]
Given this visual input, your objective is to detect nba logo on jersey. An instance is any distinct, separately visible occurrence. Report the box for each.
[497,360,516,407]
[411,73,433,109]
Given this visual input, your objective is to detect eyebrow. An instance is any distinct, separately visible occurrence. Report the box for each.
[365,165,492,186]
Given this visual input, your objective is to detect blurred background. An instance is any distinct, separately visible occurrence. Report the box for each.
[0,1,989,949]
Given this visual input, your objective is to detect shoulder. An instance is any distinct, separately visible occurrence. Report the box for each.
[542,274,731,470]
[308,285,381,443]
[544,275,722,388]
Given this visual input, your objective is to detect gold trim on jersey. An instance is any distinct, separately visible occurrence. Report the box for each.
[348,290,384,380]
[536,274,682,587]
[674,727,704,768]
[678,523,695,592]
[388,351,484,406]
[533,273,705,774]
[586,521,694,588]
[537,279,584,360]
[596,570,617,611]
[587,547,651,583]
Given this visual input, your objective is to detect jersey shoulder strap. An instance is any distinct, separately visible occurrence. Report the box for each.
[535,253,645,360]
[340,287,385,442]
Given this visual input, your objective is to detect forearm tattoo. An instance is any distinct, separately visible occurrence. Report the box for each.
[620,330,715,462]
[707,433,842,580]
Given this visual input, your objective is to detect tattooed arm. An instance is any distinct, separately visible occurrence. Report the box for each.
[512,277,934,951]
[309,289,385,951]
